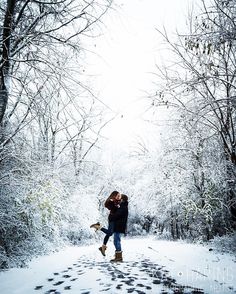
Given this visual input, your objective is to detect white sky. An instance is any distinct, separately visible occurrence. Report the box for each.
[85,0,193,151]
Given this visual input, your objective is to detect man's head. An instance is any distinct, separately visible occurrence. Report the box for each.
[121,194,128,202]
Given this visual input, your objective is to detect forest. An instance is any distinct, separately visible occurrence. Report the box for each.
[0,0,236,269]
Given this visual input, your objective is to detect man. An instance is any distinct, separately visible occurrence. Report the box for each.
[109,194,128,262]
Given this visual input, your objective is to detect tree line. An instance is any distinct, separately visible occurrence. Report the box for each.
[143,0,236,240]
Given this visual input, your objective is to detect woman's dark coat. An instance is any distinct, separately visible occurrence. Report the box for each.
[105,199,120,222]
[109,201,128,233]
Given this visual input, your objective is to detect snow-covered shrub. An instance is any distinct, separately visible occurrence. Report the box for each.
[209,232,236,254]
[0,146,68,267]
[61,184,102,244]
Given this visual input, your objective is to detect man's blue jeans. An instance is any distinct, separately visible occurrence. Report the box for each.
[113,232,121,251]
[101,221,114,245]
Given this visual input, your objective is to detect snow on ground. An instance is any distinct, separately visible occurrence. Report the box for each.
[0,237,236,294]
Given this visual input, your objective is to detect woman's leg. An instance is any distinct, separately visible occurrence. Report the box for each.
[99,222,114,256]
[101,222,114,245]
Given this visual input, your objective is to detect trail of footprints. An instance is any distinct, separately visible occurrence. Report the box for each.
[34,256,204,294]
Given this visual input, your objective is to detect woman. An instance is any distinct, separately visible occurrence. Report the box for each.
[90,191,121,256]
[109,194,129,262]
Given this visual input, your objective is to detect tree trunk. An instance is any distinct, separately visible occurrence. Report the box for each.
[229,185,236,223]
[175,212,180,239]
[0,0,16,125]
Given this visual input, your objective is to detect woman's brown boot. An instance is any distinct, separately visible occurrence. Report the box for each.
[90,222,101,231]
[99,244,107,256]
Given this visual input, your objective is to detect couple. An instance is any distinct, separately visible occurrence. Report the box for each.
[90,191,128,262]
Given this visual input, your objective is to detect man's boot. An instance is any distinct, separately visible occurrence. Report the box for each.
[110,251,123,262]
[99,244,107,256]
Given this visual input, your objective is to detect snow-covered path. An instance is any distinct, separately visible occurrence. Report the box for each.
[0,237,236,294]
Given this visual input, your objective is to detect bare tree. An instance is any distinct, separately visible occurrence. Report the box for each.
[0,0,112,130]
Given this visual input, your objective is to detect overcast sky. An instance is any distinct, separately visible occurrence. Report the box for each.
[85,0,193,153]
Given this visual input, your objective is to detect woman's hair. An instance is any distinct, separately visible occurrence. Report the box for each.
[108,190,119,200]
[121,194,128,202]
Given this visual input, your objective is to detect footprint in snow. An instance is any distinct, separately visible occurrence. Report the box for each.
[70,278,77,281]
[62,274,71,278]
[53,281,64,286]
[34,285,43,290]
[44,289,60,294]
